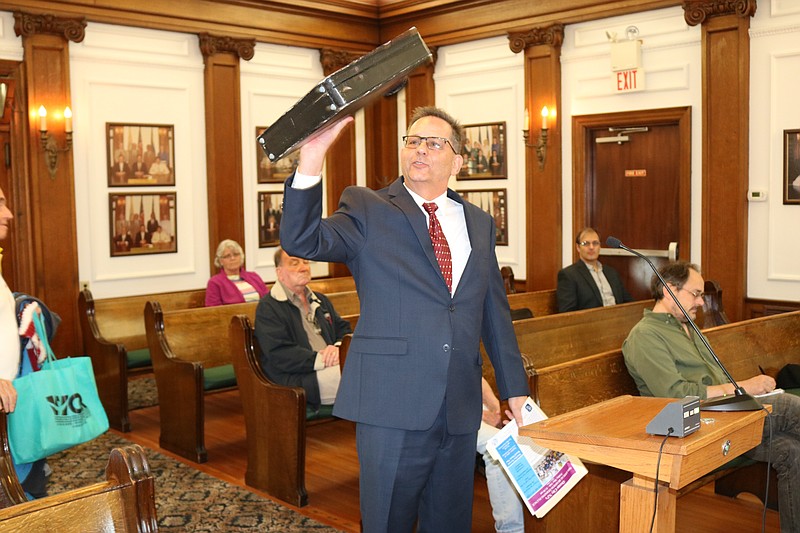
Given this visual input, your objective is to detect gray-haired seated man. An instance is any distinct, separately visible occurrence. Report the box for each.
[254,247,352,415]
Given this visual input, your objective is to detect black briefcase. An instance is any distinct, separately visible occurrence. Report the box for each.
[257,27,432,162]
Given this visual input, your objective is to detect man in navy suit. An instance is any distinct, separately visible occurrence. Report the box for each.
[556,227,633,312]
[280,107,529,532]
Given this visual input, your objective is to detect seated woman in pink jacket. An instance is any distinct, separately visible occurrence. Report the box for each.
[205,239,268,306]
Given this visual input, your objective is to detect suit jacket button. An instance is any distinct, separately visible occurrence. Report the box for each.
[442,344,450,352]
[449,305,455,312]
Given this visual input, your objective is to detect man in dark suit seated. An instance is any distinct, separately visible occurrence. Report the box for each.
[556,227,633,312]
[254,247,351,412]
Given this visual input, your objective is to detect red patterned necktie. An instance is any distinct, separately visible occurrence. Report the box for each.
[423,202,452,292]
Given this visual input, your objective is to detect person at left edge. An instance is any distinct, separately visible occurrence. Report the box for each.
[205,239,268,306]
[0,186,52,499]
[279,108,529,532]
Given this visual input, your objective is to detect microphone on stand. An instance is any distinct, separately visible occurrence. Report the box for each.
[606,236,761,412]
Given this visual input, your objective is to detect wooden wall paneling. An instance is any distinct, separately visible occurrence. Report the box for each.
[4,0,380,51]
[0,61,29,297]
[745,298,800,320]
[380,0,681,47]
[364,93,399,191]
[15,12,86,356]
[509,25,563,291]
[320,49,361,278]
[404,59,436,126]
[5,1,683,51]
[687,1,756,322]
[201,34,254,272]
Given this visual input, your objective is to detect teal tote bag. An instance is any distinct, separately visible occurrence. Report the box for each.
[8,312,109,465]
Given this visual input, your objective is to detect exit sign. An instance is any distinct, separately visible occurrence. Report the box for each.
[613,68,645,93]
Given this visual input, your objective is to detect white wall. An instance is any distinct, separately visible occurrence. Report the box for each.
[0,12,22,61]
[434,35,527,275]
[560,7,703,266]
[70,23,210,298]
[748,0,800,300]
[240,42,332,282]
[4,4,799,301]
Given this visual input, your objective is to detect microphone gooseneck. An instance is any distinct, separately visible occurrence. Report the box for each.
[607,236,761,411]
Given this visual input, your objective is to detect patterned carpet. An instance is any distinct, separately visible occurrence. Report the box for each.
[128,376,159,410]
[47,433,341,532]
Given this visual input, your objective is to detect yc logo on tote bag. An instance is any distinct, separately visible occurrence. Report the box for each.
[46,393,90,421]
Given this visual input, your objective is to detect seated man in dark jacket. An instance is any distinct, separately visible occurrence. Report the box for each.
[556,227,633,312]
[254,247,352,411]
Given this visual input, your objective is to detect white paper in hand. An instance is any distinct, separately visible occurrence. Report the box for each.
[486,397,588,518]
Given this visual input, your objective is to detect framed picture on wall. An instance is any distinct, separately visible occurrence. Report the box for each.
[784,129,800,205]
[109,193,177,256]
[456,188,508,246]
[107,123,175,186]
[256,126,299,183]
[258,191,283,247]
[457,122,506,180]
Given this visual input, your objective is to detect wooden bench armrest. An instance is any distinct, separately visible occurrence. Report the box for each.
[229,315,309,507]
[145,301,207,463]
[78,289,132,432]
[0,444,158,530]
[0,412,27,508]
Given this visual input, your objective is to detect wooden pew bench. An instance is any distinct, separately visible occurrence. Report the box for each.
[505,289,558,318]
[323,290,360,317]
[144,300,258,463]
[228,315,341,507]
[481,299,653,400]
[527,311,800,531]
[78,288,206,432]
[307,276,356,294]
[0,444,158,532]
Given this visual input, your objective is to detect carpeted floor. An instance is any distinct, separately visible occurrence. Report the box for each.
[47,433,341,532]
[128,376,159,410]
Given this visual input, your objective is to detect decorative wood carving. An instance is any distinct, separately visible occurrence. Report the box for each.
[320,49,362,76]
[682,0,757,26]
[198,33,255,61]
[13,11,86,43]
[508,24,564,54]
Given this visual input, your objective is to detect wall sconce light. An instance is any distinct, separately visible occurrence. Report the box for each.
[38,105,73,179]
[522,106,552,170]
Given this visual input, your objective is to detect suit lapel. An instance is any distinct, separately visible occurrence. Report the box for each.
[388,179,445,287]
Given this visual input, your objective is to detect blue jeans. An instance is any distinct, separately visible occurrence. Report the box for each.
[744,393,800,533]
[476,422,525,533]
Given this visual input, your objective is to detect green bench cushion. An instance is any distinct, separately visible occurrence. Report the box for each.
[203,364,237,391]
[306,404,335,421]
[126,348,151,369]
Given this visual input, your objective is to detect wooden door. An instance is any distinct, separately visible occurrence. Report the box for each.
[572,107,691,300]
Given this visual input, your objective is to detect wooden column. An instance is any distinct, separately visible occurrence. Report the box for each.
[404,48,436,125]
[509,25,563,291]
[200,33,254,273]
[684,0,756,322]
[15,11,85,356]
[364,92,399,191]
[319,49,361,277]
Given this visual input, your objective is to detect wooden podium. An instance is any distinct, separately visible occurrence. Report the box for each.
[520,395,767,532]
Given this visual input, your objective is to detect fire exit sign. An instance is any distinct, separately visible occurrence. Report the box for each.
[614,68,644,93]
